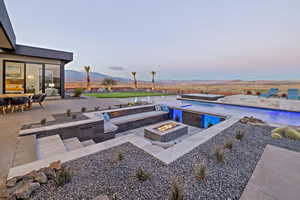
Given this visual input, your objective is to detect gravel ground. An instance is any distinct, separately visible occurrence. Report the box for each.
[31,123,300,200]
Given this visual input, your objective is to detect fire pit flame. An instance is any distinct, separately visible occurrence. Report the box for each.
[156,122,179,132]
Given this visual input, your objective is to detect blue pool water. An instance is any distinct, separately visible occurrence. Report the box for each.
[181,100,300,126]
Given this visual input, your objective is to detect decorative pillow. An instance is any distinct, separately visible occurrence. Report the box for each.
[155,105,162,111]
[103,112,110,121]
[161,105,169,112]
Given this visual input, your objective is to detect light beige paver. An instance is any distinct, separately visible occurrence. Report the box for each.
[241,145,300,200]
[36,135,67,159]
[63,137,83,151]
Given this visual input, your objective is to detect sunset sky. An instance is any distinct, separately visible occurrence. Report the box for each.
[5,0,300,80]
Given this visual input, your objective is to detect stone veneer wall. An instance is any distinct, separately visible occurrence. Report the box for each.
[25,120,105,142]
[182,111,202,127]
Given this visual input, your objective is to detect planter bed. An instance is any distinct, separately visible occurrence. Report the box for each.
[30,123,300,200]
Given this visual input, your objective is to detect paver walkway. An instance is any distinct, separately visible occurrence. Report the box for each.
[241,145,300,200]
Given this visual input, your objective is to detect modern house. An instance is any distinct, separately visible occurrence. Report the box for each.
[0,0,73,97]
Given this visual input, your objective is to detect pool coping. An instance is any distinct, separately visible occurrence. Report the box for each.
[178,97,300,114]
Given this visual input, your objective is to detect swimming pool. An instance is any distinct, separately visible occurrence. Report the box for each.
[181,100,300,126]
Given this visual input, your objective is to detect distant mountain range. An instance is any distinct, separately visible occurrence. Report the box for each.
[65,70,130,82]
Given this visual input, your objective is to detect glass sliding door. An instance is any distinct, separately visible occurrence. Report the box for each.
[4,62,25,93]
[45,64,60,96]
[25,63,43,94]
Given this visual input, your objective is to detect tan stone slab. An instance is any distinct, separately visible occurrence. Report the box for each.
[241,145,300,200]
[13,135,37,167]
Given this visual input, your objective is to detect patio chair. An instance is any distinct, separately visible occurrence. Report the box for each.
[288,88,300,100]
[10,97,29,112]
[32,93,47,108]
[0,98,10,114]
[260,88,279,98]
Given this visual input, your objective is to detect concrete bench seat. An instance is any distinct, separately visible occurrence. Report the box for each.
[110,111,169,133]
[111,111,167,125]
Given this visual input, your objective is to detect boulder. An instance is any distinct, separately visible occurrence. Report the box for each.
[6,177,18,188]
[26,171,48,184]
[40,167,56,180]
[14,182,40,199]
[49,160,61,170]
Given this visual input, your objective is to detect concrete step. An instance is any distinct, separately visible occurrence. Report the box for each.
[36,135,67,159]
[63,137,84,151]
[13,135,38,167]
[81,139,96,147]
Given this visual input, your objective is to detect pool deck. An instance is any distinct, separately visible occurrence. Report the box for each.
[241,145,300,200]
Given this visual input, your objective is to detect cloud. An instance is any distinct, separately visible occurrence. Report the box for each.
[108,66,125,71]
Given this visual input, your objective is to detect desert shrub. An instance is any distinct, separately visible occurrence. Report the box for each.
[40,118,47,125]
[281,93,287,98]
[235,130,244,140]
[213,146,224,163]
[169,178,184,200]
[134,167,151,181]
[66,109,71,117]
[72,114,77,119]
[224,140,234,150]
[94,106,100,111]
[73,88,83,97]
[256,91,261,96]
[81,107,86,112]
[55,167,72,186]
[194,162,206,181]
[246,91,252,95]
[273,127,300,140]
[113,152,124,162]
[271,132,282,139]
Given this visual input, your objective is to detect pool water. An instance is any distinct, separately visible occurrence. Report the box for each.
[181,100,300,126]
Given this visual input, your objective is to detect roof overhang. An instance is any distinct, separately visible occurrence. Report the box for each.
[0,0,16,49]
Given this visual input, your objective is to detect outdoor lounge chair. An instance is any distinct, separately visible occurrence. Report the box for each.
[260,88,279,97]
[32,93,47,108]
[288,88,300,100]
[0,98,9,114]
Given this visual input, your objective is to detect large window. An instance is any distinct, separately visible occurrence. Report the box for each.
[26,63,43,94]
[2,61,62,96]
[45,64,60,96]
[4,62,25,93]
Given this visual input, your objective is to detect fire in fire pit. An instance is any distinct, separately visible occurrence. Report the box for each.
[155,122,179,132]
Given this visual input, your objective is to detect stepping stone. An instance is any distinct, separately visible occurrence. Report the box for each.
[241,145,300,200]
[63,137,83,151]
[36,135,67,159]
[81,139,96,147]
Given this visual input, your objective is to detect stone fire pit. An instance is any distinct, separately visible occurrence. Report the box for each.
[144,121,188,142]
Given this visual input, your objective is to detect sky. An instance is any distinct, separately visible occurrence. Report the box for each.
[5,0,300,81]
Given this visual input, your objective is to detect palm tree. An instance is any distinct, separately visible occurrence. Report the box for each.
[102,78,117,92]
[150,71,156,90]
[131,72,137,89]
[84,65,91,91]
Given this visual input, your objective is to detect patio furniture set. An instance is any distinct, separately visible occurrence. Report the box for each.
[0,93,47,114]
[260,88,300,100]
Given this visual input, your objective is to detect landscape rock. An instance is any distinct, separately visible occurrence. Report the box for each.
[239,116,265,125]
[6,177,18,188]
[40,167,56,180]
[14,182,40,199]
[27,171,48,184]
[49,160,61,170]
